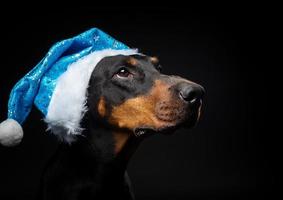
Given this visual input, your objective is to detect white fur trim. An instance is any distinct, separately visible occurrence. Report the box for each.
[0,119,23,146]
[45,49,138,143]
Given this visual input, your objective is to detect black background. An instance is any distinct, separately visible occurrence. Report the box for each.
[0,5,274,200]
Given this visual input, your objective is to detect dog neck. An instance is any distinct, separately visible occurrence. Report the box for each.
[48,129,141,199]
[84,127,143,167]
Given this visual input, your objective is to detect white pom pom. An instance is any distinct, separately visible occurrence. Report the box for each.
[0,119,23,146]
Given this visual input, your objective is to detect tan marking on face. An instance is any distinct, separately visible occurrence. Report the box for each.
[98,97,106,117]
[150,56,159,65]
[126,57,138,66]
[113,131,131,154]
[109,80,175,131]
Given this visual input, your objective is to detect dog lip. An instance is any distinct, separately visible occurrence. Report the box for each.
[133,100,202,136]
[133,127,155,137]
[134,125,179,137]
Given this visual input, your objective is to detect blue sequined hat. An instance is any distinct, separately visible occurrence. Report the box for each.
[0,28,138,146]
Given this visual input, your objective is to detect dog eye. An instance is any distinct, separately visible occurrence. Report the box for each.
[115,68,132,78]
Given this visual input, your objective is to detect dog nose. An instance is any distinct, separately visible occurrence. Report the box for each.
[178,83,204,103]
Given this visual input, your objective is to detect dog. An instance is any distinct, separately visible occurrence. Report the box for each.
[39,54,204,200]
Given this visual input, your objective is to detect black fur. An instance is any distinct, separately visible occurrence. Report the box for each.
[39,54,204,200]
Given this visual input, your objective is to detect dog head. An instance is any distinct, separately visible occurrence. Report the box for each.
[87,54,204,138]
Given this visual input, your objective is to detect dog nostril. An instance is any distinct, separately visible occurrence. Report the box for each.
[179,85,204,103]
[180,89,197,103]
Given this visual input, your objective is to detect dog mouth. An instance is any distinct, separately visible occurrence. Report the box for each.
[134,126,179,137]
[134,100,202,137]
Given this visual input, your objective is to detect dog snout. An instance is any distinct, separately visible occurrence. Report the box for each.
[177,82,204,104]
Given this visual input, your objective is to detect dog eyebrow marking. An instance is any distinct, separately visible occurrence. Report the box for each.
[150,56,159,66]
[126,57,138,66]
[98,96,106,118]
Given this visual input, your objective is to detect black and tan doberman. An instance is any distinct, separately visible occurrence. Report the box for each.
[40,54,204,200]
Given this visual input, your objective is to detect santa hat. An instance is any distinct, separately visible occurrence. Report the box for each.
[0,28,138,146]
